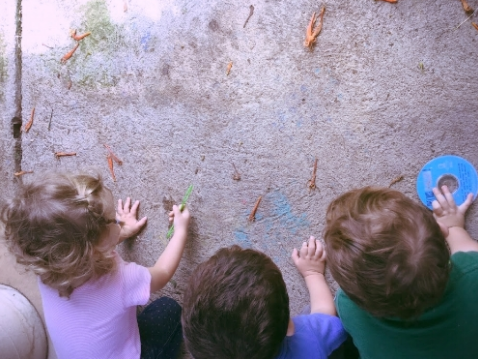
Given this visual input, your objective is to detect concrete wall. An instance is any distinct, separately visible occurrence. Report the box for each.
[1,0,478,357]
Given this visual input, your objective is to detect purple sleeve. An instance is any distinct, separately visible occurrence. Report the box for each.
[298,313,348,355]
[121,260,152,308]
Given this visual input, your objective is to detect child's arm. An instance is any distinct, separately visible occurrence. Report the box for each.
[148,205,190,293]
[291,236,336,316]
[432,186,478,254]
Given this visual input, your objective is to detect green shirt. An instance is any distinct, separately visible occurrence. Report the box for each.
[336,251,478,359]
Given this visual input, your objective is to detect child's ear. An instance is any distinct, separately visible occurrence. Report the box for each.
[438,222,449,238]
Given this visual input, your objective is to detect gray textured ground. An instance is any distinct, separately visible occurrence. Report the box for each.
[1,0,478,357]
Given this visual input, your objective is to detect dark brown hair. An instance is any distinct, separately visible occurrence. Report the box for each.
[1,173,117,297]
[324,187,450,319]
[181,245,290,359]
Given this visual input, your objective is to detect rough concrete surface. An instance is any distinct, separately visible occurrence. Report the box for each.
[1,0,478,357]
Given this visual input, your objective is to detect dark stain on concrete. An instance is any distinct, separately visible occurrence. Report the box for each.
[208,19,219,32]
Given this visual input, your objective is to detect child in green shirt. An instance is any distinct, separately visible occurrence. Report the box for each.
[324,185,478,359]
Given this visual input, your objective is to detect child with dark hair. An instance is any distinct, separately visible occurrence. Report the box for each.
[181,238,347,359]
[324,185,478,359]
[1,172,190,359]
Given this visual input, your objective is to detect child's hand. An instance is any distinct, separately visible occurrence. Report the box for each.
[168,205,190,235]
[432,186,473,229]
[117,197,147,241]
[292,236,326,278]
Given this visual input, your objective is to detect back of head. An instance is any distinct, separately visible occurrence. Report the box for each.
[182,245,290,359]
[1,172,116,297]
[324,187,450,319]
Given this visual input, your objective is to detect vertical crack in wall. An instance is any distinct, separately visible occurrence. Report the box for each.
[12,0,22,174]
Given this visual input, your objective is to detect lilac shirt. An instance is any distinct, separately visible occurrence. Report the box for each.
[38,253,151,359]
[275,313,347,359]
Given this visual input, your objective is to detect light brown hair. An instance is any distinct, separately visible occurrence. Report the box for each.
[1,173,117,297]
[181,245,290,359]
[324,187,450,319]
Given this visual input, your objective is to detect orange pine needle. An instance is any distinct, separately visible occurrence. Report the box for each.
[70,29,91,41]
[389,175,404,187]
[226,61,233,75]
[107,154,116,182]
[307,158,318,190]
[103,144,123,165]
[460,0,474,14]
[24,107,35,133]
[248,196,262,222]
[472,22,478,31]
[304,7,326,49]
[14,170,33,176]
[375,0,398,3]
[54,152,76,159]
[61,43,80,63]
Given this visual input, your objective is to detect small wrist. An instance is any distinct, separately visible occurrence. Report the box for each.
[171,227,187,239]
[302,271,325,279]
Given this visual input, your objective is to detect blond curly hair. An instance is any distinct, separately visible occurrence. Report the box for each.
[1,173,117,297]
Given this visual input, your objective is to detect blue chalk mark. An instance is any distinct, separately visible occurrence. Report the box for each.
[269,191,310,235]
[278,111,286,122]
[234,230,252,248]
[314,68,321,74]
[326,117,332,122]
[300,85,308,92]
[337,93,343,101]
[141,32,151,51]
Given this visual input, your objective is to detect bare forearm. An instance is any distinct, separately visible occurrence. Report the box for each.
[447,227,478,254]
[149,229,187,292]
[304,274,336,316]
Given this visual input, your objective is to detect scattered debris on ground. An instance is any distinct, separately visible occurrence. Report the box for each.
[243,5,254,28]
[232,163,241,181]
[307,158,318,190]
[304,7,325,50]
[54,152,77,159]
[389,175,404,187]
[70,29,91,41]
[248,195,262,222]
[14,171,33,177]
[23,107,35,133]
[61,43,80,63]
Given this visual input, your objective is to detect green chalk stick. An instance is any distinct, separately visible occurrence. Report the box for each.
[166,184,194,239]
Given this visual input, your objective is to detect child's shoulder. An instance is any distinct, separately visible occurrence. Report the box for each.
[450,251,478,275]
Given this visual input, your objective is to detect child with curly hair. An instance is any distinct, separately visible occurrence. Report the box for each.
[1,172,190,359]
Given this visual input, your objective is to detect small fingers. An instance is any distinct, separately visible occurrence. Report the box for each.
[432,200,444,216]
[442,186,456,207]
[300,241,308,257]
[458,193,474,213]
[291,248,299,263]
[314,240,324,259]
[124,197,131,213]
[307,236,316,256]
[130,200,140,214]
[117,199,124,214]
[137,216,148,227]
[432,187,449,209]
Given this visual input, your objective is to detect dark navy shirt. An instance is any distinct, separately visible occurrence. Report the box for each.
[275,313,347,359]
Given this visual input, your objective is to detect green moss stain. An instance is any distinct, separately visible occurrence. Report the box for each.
[51,0,127,89]
[81,0,122,55]
[0,32,7,98]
